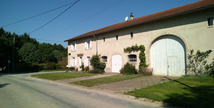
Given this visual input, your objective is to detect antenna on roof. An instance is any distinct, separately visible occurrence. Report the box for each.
[125,16,129,21]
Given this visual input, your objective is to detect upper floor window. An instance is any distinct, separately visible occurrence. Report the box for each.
[102,56,107,62]
[208,17,213,26]
[71,43,76,51]
[85,40,92,50]
[128,54,137,62]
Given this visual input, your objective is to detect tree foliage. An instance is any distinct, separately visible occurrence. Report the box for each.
[90,55,106,70]
[18,43,40,64]
[0,28,67,72]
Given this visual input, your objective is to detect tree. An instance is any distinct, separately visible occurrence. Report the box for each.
[18,43,40,64]
[0,36,12,71]
[38,43,56,63]
[53,50,63,62]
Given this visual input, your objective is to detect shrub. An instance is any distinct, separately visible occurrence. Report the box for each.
[120,63,137,75]
[124,44,148,70]
[89,69,104,74]
[90,55,106,73]
[66,67,76,73]
[140,67,153,76]
[45,62,56,70]
[85,66,89,71]
[81,63,84,71]
[205,59,214,77]
[56,63,60,69]
[187,49,212,75]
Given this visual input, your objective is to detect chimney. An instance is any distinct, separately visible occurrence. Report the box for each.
[130,13,134,20]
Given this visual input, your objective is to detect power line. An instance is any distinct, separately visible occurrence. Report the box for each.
[62,0,123,32]
[36,38,65,43]
[29,0,80,34]
[1,1,75,28]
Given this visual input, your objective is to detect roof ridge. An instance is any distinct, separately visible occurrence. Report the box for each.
[65,0,214,42]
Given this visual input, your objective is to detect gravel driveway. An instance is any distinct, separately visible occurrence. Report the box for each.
[57,73,178,94]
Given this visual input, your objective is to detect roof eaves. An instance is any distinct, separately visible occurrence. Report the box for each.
[65,0,214,42]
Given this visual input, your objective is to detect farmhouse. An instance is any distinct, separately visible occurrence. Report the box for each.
[65,0,214,76]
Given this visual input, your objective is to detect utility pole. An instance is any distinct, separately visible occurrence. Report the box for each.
[12,34,15,72]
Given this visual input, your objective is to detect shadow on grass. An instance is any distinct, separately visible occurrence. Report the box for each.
[163,77,214,108]
[0,83,10,88]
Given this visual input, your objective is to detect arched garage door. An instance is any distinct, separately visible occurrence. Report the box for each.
[112,55,122,73]
[151,36,186,76]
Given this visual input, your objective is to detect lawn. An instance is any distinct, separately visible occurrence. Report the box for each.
[125,77,214,108]
[38,69,67,72]
[31,72,95,80]
[70,74,143,87]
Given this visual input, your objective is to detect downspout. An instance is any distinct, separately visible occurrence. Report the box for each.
[93,35,98,55]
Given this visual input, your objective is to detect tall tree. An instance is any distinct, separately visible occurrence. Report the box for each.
[18,43,40,64]
[38,43,56,63]
[0,36,12,71]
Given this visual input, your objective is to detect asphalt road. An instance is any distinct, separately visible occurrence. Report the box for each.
[0,73,163,108]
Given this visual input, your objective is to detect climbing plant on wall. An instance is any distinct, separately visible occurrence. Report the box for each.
[124,44,148,70]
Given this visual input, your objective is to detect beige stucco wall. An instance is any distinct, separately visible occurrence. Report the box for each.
[67,7,214,73]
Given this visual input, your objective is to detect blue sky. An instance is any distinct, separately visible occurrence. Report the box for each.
[0,0,199,47]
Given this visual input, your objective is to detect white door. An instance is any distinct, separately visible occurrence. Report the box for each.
[112,55,122,73]
[151,36,185,76]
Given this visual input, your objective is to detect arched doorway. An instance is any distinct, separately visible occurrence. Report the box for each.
[151,36,186,76]
[112,55,122,73]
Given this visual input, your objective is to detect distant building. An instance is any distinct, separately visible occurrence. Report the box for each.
[65,0,214,76]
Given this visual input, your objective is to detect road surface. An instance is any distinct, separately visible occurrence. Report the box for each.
[0,73,163,108]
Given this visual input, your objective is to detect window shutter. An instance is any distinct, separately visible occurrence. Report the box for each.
[84,57,87,67]
[74,57,76,66]
[74,43,76,51]
[89,40,92,49]
[71,44,73,51]
[70,57,73,66]
[85,41,87,49]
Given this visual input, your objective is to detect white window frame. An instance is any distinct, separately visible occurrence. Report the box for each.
[70,57,76,67]
[71,43,76,51]
[79,56,82,66]
[85,40,92,50]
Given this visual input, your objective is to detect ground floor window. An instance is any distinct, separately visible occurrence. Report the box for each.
[70,57,76,67]
[102,56,107,62]
[128,54,137,62]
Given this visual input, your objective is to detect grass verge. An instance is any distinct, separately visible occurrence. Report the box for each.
[32,72,95,80]
[70,74,143,87]
[39,69,66,72]
[125,77,214,108]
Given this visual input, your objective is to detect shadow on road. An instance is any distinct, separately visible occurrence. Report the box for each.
[0,83,10,88]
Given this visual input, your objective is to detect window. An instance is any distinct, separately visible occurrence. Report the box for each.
[116,35,118,40]
[85,40,92,49]
[130,32,133,38]
[128,54,137,62]
[79,56,82,66]
[70,57,76,67]
[102,56,107,62]
[84,56,91,67]
[71,43,76,51]
[208,17,213,26]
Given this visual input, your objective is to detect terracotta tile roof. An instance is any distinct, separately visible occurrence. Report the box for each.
[65,0,214,42]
